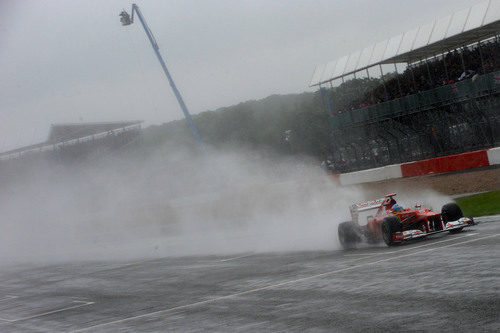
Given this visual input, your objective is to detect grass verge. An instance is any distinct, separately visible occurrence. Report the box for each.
[454,190,500,217]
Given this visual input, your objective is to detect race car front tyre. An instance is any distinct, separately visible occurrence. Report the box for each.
[441,202,464,233]
[381,216,402,246]
[338,221,360,249]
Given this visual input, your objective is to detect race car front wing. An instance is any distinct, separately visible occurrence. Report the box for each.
[394,217,476,241]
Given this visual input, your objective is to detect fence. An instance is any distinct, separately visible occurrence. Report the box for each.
[328,72,500,173]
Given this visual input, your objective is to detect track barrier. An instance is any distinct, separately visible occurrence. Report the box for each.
[338,147,499,185]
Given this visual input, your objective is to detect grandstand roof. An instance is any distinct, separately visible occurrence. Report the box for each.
[47,121,142,143]
[310,0,500,87]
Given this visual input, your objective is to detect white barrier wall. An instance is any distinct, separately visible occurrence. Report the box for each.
[339,164,402,186]
[487,147,500,165]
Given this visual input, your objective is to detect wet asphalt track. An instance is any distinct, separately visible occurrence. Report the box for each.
[0,216,498,332]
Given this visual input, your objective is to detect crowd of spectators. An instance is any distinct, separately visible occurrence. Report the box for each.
[336,38,500,113]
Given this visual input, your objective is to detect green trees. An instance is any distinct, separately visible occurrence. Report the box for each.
[140,92,328,158]
[139,77,382,160]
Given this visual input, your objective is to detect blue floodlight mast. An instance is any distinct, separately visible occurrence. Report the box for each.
[120,4,205,152]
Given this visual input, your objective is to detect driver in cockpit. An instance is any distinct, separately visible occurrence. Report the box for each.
[392,204,404,213]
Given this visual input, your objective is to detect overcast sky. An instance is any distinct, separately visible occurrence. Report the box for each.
[0,0,480,151]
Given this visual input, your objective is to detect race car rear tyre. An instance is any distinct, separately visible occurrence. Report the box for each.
[338,221,360,249]
[441,203,464,233]
[381,216,402,246]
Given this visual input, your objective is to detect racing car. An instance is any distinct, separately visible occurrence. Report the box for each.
[338,193,476,248]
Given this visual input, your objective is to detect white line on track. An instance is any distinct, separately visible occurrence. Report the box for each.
[0,301,94,323]
[71,232,499,332]
[0,296,18,302]
[219,253,254,262]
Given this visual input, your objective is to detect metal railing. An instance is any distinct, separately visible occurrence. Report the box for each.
[329,71,498,130]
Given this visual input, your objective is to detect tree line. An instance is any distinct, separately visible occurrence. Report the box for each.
[139,77,384,160]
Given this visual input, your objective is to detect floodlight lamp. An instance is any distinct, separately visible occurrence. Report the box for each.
[119,11,132,26]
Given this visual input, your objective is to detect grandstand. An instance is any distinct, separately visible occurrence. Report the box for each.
[0,121,142,162]
[0,121,142,186]
[310,0,499,172]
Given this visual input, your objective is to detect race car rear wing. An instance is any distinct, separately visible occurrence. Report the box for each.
[349,198,383,223]
[352,198,385,211]
[349,194,396,223]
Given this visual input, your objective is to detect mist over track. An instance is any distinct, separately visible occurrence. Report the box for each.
[1,148,497,331]
[0,216,498,332]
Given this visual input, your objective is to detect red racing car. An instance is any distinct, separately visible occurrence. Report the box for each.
[338,193,475,248]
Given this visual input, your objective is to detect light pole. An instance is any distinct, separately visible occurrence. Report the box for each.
[120,4,205,152]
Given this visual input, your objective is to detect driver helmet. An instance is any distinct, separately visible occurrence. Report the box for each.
[392,204,403,212]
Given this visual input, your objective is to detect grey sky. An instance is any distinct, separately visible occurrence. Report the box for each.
[0,0,479,151]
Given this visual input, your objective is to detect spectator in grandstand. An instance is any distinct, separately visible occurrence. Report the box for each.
[332,39,499,113]
[458,70,476,81]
